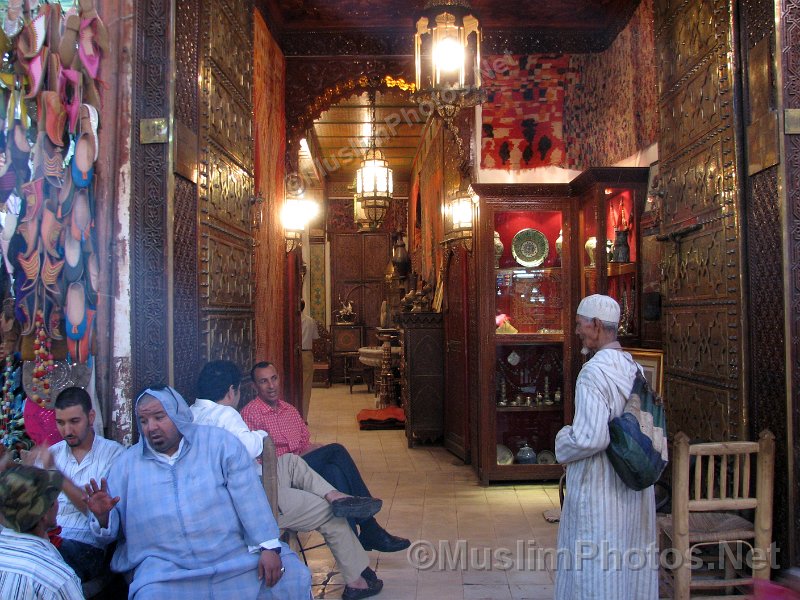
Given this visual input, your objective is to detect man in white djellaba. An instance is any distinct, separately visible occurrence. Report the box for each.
[554,294,658,599]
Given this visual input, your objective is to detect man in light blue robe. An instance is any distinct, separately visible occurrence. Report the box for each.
[555,295,658,599]
[84,385,311,600]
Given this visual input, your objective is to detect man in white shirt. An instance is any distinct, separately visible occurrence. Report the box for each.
[300,299,320,420]
[0,465,84,600]
[193,360,384,600]
[32,387,124,581]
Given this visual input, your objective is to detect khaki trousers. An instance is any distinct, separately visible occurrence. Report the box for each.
[301,350,314,420]
[276,453,368,583]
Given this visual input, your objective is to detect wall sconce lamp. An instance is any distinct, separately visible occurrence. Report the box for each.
[412,0,484,163]
[281,194,319,253]
[443,183,477,250]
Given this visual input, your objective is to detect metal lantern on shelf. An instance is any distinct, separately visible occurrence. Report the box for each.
[353,90,393,230]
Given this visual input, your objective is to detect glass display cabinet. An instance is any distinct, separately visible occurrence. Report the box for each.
[578,169,648,343]
[473,184,575,482]
[471,169,647,484]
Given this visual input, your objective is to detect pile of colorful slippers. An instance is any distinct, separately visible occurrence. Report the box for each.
[0,0,105,365]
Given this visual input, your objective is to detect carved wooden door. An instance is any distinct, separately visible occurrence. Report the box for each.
[654,0,745,441]
[443,246,470,462]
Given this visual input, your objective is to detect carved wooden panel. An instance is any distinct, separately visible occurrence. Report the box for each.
[332,234,362,282]
[655,0,745,442]
[661,141,726,225]
[131,0,171,394]
[210,1,253,104]
[655,0,720,95]
[443,246,469,460]
[176,0,199,131]
[362,234,390,280]
[173,176,201,400]
[206,142,252,232]
[204,234,253,307]
[665,378,731,441]
[198,0,254,368]
[207,314,254,370]
[207,75,253,170]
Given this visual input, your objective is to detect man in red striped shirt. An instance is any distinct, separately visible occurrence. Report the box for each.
[242,361,410,553]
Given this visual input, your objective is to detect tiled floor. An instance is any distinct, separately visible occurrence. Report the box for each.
[301,384,561,600]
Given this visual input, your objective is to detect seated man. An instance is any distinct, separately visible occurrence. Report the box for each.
[31,387,124,582]
[243,361,410,553]
[193,360,384,600]
[84,385,311,599]
[0,465,84,599]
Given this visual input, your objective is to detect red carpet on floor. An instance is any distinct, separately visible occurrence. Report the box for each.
[356,406,406,430]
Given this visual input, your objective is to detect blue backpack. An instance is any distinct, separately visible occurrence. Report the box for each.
[606,365,668,491]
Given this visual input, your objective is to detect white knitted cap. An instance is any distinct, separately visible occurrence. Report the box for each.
[576,294,620,325]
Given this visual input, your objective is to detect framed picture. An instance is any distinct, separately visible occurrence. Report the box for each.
[623,348,664,397]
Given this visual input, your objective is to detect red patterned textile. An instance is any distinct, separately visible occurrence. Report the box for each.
[480,55,574,170]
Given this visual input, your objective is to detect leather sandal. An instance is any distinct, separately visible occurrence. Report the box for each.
[67,307,94,363]
[15,280,39,336]
[39,91,66,146]
[71,136,94,187]
[47,2,63,55]
[79,103,98,161]
[4,0,24,38]
[17,244,40,291]
[9,120,31,177]
[58,67,82,133]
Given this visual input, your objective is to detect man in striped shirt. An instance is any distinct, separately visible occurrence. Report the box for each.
[0,465,84,599]
[37,387,124,581]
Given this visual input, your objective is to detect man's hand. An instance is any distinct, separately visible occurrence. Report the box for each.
[257,549,284,588]
[21,444,53,468]
[83,478,120,529]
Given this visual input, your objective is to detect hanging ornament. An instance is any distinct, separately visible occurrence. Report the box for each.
[29,310,55,408]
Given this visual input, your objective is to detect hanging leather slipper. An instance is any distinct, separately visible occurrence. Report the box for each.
[17,241,40,288]
[40,205,62,258]
[0,208,17,273]
[65,280,87,340]
[63,233,83,282]
[67,307,93,363]
[9,120,31,177]
[58,67,82,133]
[39,91,67,146]
[47,2,62,56]
[70,187,91,240]
[58,13,80,69]
[79,103,98,160]
[20,178,44,224]
[21,46,49,99]
[43,136,65,188]
[17,9,47,59]
[4,0,24,38]
[56,166,74,218]
[15,279,39,336]
[71,134,94,187]
[84,248,98,306]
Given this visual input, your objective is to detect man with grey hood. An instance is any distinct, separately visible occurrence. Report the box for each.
[83,385,311,599]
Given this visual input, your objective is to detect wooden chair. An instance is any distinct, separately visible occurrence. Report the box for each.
[260,437,327,566]
[657,430,775,599]
[312,322,331,388]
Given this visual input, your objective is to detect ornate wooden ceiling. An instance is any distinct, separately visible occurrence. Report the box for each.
[261,0,643,185]
[257,0,642,54]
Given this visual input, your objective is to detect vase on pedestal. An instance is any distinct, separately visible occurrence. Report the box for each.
[494,231,503,269]
[612,230,630,263]
[584,236,597,267]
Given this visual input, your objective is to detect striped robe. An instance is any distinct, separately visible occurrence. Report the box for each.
[555,343,658,599]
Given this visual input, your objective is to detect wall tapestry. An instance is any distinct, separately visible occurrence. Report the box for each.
[480,54,575,170]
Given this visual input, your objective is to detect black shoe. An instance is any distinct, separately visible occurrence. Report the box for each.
[330,496,383,520]
[342,575,384,600]
[358,528,411,553]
